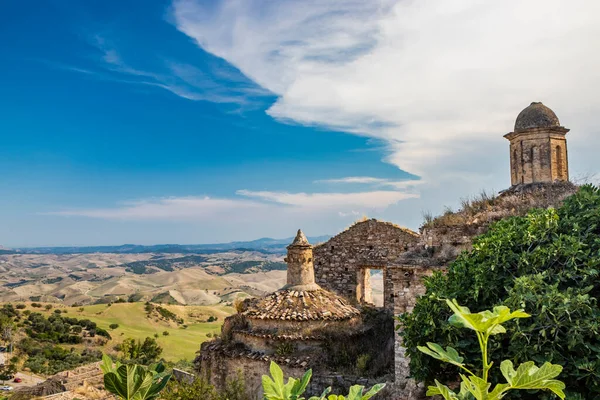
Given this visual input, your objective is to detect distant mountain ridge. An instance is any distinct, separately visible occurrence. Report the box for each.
[8,235,331,255]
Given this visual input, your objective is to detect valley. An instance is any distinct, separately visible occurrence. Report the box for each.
[0,251,287,306]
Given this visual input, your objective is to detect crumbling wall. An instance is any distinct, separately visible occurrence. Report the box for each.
[313,219,420,309]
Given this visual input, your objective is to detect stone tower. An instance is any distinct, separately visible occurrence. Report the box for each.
[504,102,569,185]
[283,229,320,291]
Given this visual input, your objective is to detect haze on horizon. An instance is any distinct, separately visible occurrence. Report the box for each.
[1,0,599,247]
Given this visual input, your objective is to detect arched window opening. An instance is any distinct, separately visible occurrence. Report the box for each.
[556,145,564,180]
[512,149,519,181]
[530,146,539,182]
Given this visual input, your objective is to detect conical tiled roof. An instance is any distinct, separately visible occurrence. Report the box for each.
[243,288,360,321]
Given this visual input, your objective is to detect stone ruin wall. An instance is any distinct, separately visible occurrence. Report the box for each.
[313,219,461,399]
[313,219,421,310]
[199,347,390,399]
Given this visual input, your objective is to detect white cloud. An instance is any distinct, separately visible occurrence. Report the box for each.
[236,189,417,209]
[172,0,600,188]
[316,177,390,185]
[50,189,417,221]
[49,197,265,220]
[55,33,272,106]
[315,176,425,190]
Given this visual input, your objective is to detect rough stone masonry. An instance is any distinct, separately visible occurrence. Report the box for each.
[312,101,574,398]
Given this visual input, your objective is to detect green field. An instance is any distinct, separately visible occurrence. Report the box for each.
[20,302,234,362]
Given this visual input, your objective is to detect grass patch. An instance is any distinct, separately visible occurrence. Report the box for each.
[15,302,233,362]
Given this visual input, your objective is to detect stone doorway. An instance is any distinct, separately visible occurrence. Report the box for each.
[356,267,384,307]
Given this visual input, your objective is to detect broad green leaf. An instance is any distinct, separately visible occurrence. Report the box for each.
[488,383,509,400]
[346,385,363,400]
[148,373,171,399]
[361,383,386,400]
[270,361,285,387]
[282,377,298,399]
[446,300,481,332]
[262,375,279,400]
[426,380,460,399]
[100,354,114,374]
[446,299,530,335]
[461,374,492,400]
[121,364,143,400]
[417,342,465,367]
[131,370,155,400]
[500,360,566,399]
[292,369,312,398]
[104,372,127,399]
[308,386,331,400]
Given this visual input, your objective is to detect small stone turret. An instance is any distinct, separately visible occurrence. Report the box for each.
[504,102,569,185]
[284,229,320,291]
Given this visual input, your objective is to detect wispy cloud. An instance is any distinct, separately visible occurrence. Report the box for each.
[315,176,425,190]
[48,196,265,220]
[171,0,600,189]
[236,189,417,209]
[49,33,272,106]
[49,188,417,221]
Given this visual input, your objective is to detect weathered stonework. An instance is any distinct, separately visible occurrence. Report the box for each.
[196,231,395,398]
[313,219,421,310]
[195,102,578,400]
[505,102,569,185]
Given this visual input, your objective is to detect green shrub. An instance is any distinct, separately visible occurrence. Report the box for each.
[161,376,220,400]
[275,342,295,356]
[418,299,565,399]
[160,372,248,400]
[355,354,370,375]
[262,361,384,400]
[109,323,119,330]
[120,337,163,365]
[400,185,600,399]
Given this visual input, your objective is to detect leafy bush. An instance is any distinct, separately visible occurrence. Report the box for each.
[275,342,295,356]
[262,361,384,400]
[355,354,370,375]
[160,372,248,400]
[20,339,101,374]
[120,337,163,365]
[161,376,220,400]
[418,299,565,399]
[400,185,600,399]
[109,323,119,330]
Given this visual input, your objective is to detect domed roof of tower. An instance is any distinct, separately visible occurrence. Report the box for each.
[514,102,560,131]
[288,229,310,247]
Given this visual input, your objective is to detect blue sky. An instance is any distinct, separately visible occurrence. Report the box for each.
[1,0,599,246]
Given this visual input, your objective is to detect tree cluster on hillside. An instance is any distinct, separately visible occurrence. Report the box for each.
[400,185,600,399]
[23,312,111,343]
[19,338,102,375]
[118,337,163,365]
[145,303,184,325]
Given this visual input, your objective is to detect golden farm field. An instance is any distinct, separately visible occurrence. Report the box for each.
[18,302,234,362]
